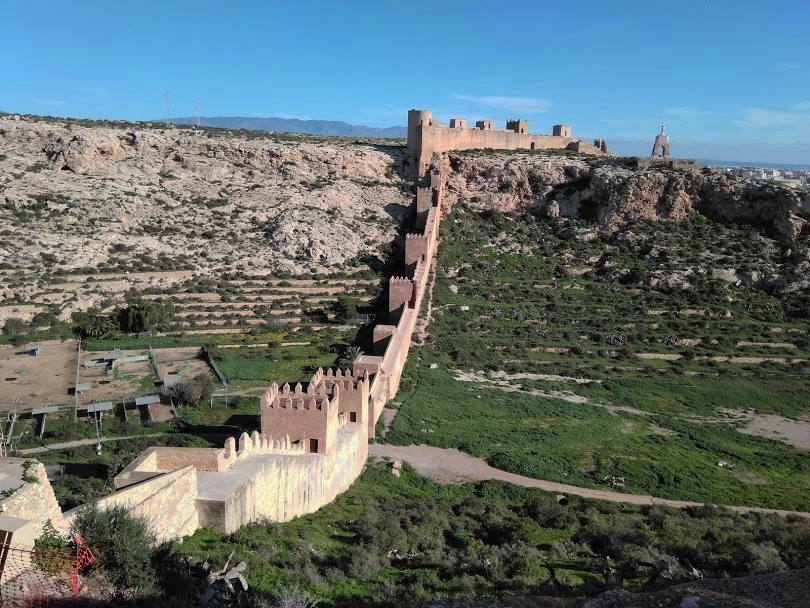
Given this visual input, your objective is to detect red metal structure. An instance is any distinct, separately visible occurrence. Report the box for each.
[0,537,95,607]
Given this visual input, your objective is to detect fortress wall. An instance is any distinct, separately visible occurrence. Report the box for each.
[323,424,367,504]
[417,126,571,172]
[78,466,199,543]
[44,164,446,542]
[0,461,64,536]
[368,170,446,429]
[197,453,324,532]
[260,392,337,455]
[154,447,223,472]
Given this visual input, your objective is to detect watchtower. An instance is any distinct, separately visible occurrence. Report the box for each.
[260,382,339,455]
[651,123,670,158]
[449,118,467,129]
[476,120,495,130]
[553,125,571,138]
[506,119,528,134]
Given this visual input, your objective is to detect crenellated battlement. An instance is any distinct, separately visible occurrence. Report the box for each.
[407,109,606,176]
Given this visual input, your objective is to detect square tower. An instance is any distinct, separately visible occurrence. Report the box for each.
[476,120,495,130]
[553,125,571,138]
[506,119,528,134]
[449,118,467,129]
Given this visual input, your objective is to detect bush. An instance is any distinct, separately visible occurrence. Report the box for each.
[70,503,157,598]
[172,372,214,405]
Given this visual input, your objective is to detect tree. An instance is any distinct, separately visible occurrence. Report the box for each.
[2,317,28,337]
[78,314,117,339]
[338,345,364,367]
[118,298,175,333]
[172,372,214,406]
[70,503,157,598]
[330,296,359,323]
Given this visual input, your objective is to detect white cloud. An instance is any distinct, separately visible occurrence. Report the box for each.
[790,101,810,111]
[734,105,810,131]
[663,106,718,118]
[32,98,66,106]
[253,112,312,120]
[450,94,552,114]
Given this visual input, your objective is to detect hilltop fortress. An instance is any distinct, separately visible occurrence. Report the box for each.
[407,109,607,175]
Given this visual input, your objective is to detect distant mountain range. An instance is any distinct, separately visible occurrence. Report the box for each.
[166,116,405,138]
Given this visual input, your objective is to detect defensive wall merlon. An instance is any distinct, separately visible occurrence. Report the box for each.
[407,109,608,175]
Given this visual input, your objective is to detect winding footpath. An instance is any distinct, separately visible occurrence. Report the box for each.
[369,444,810,519]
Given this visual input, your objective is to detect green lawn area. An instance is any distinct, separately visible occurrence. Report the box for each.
[216,344,338,389]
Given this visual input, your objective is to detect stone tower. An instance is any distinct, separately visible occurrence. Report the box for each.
[651,123,670,158]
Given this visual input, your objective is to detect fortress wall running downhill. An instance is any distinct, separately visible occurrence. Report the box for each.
[5,147,448,545]
[367,173,446,423]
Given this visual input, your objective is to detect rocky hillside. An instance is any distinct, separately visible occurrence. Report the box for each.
[441,152,810,240]
[0,116,410,281]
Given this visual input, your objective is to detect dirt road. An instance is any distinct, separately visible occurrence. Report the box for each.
[369,444,809,518]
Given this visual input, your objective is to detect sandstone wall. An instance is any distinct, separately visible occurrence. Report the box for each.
[416,126,572,173]
[201,423,367,532]
[71,466,199,543]
[367,172,444,426]
[0,461,64,537]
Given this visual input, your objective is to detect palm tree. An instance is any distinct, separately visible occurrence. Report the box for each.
[338,345,363,368]
[80,314,117,339]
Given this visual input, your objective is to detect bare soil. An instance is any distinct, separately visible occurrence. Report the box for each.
[0,340,76,408]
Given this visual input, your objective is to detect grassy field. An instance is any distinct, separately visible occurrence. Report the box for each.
[386,205,810,510]
[173,459,810,606]
[217,344,338,389]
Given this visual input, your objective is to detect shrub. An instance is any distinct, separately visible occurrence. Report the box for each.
[70,503,157,598]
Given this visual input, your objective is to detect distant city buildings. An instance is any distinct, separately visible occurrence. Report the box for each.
[716,165,810,190]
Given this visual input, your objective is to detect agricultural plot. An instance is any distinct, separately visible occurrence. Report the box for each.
[386,206,810,510]
[0,341,75,407]
[0,271,380,334]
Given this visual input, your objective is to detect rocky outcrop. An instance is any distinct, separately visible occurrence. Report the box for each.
[43,132,124,173]
[0,118,410,284]
[443,154,809,240]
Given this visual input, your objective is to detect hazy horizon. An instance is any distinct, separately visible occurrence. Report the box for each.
[1,1,808,164]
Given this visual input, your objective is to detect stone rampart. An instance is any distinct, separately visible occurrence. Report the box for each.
[3,160,448,544]
[195,423,366,532]
[65,466,199,544]
[407,109,605,175]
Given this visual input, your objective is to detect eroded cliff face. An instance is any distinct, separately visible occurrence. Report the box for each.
[441,153,810,240]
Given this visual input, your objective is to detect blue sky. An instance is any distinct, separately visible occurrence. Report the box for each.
[1,0,808,163]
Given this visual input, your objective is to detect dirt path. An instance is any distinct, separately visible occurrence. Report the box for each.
[18,433,166,455]
[369,444,809,518]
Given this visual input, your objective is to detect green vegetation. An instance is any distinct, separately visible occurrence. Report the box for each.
[71,503,158,598]
[386,205,810,510]
[217,343,341,389]
[172,460,810,606]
